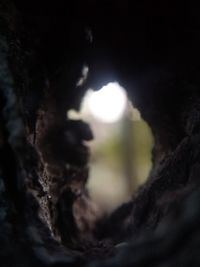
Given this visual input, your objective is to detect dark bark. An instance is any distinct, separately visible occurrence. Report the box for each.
[1,0,200,266]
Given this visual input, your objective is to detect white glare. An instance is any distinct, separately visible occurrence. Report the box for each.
[87,82,127,123]
[76,65,89,87]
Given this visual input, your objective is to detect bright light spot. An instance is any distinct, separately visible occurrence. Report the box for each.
[67,109,82,120]
[86,82,127,123]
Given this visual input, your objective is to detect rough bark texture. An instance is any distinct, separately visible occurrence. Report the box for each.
[1,0,200,266]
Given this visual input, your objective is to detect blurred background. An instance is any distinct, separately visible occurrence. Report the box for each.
[68,82,153,213]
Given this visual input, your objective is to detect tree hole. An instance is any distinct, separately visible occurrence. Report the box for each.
[68,82,153,213]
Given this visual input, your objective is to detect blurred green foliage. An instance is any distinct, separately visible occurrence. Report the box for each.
[89,118,153,193]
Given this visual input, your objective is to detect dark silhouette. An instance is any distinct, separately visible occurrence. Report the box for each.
[1,0,200,266]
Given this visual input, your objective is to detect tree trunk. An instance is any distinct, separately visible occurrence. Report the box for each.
[1,1,200,266]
